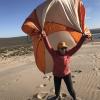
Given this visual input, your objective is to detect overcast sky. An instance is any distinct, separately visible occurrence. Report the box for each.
[0,0,100,38]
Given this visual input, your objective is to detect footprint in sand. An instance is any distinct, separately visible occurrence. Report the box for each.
[32,92,48,100]
[61,93,72,100]
[72,80,76,84]
[13,77,20,82]
[39,84,47,88]
[14,74,22,82]
[27,99,31,100]
[72,74,76,78]
[43,75,52,81]
[16,78,20,82]
[98,68,100,70]
[97,86,100,91]
[73,70,82,74]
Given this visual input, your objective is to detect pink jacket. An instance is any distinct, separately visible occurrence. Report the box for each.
[42,35,86,77]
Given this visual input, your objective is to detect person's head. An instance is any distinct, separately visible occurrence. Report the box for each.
[57,41,68,55]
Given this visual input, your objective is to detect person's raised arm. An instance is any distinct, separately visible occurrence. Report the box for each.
[41,31,55,55]
[67,34,87,56]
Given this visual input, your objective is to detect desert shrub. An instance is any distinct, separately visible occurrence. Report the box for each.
[0,45,33,58]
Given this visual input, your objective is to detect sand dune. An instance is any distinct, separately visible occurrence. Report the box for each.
[0,40,100,100]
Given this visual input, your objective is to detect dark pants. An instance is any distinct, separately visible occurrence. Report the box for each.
[54,74,76,100]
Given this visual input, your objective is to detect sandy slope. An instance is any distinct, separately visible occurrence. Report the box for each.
[0,43,100,100]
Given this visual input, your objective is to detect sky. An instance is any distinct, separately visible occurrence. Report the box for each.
[0,0,100,38]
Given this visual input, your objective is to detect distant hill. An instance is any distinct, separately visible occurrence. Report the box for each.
[0,36,32,48]
[90,28,100,42]
[90,28,100,34]
[0,30,100,48]
[92,33,100,42]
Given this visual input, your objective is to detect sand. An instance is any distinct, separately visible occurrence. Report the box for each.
[0,42,100,100]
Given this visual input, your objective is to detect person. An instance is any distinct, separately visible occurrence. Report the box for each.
[21,0,91,99]
[39,31,89,100]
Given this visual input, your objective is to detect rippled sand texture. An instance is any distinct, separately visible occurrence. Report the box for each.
[0,42,100,100]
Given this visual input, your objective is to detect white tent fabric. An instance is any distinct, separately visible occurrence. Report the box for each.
[36,0,82,32]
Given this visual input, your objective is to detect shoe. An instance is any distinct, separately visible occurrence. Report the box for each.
[55,95,61,100]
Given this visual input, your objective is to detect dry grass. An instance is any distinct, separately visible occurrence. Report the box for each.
[0,45,33,58]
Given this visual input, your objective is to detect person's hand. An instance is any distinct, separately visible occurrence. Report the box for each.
[83,33,92,39]
[86,34,92,39]
[82,33,92,43]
